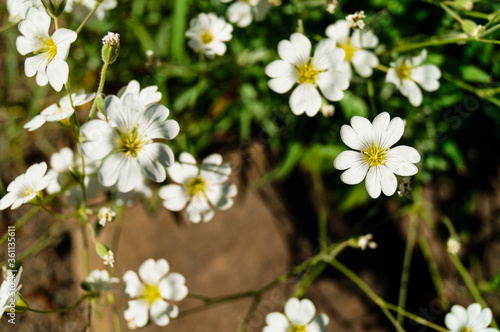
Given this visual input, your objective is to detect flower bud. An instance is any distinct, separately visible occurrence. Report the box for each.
[101,32,120,64]
[41,0,67,18]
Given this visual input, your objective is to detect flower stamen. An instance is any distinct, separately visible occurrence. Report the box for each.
[200,30,213,45]
[142,284,162,304]
[363,145,388,167]
[340,41,356,61]
[186,176,206,197]
[289,325,307,332]
[297,58,319,85]
[34,37,58,63]
[117,129,143,158]
[396,60,413,81]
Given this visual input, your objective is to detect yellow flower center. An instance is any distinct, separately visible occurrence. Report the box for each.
[460,328,473,332]
[142,284,162,304]
[340,41,356,61]
[363,145,388,167]
[297,59,319,85]
[396,60,413,81]
[289,325,307,332]
[186,176,206,197]
[34,37,58,63]
[117,129,143,158]
[24,187,35,197]
[201,30,213,45]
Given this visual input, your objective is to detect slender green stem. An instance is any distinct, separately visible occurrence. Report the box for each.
[482,10,500,30]
[76,2,100,34]
[55,18,59,30]
[0,22,17,34]
[464,11,491,20]
[418,235,447,307]
[109,293,122,332]
[0,207,40,247]
[385,302,448,332]
[26,293,96,313]
[87,62,109,120]
[376,64,389,73]
[449,253,498,327]
[86,299,92,332]
[40,202,75,220]
[311,171,328,251]
[81,222,90,276]
[238,296,262,332]
[397,214,418,325]
[440,215,457,237]
[441,3,464,24]
[330,259,405,332]
[111,205,125,254]
[481,23,500,37]
[367,78,377,117]
[392,36,472,53]
[293,263,326,298]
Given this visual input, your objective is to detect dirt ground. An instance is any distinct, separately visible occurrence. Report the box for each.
[1,143,499,331]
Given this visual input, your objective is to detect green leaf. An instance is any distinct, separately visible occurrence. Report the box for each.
[95,243,109,259]
[443,141,466,173]
[339,91,369,118]
[460,65,491,83]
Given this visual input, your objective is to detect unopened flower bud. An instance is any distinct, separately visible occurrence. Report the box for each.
[447,237,462,255]
[351,234,377,251]
[101,32,120,64]
[41,0,67,18]
[346,11,366,30]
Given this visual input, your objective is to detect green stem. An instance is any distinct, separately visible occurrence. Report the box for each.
[441,2,464,24]
[76,2,100,34]
[449,253,498,327]
[26,293,96,314]
[330,259,405,332]
[0,22,17,34]
[385,302,448,332]
[0,207,40,247]
[392,36,472,53]
[481,23,500,37]
[293,263,326,298]
[109,293,121,332]
[311,171,328,251]
[367,78,377,117]
[81,222,90,276]
[397,214,418,325]
[482,10,500,30]
[87,62,109,121]
[238,296,262,332]
[418,235,447,307]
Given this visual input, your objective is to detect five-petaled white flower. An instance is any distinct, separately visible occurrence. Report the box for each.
[185,13,233,58]
[265,33,349,117]
[445,303,499,332]
[123,259,188,329]
[386,49,441,107]
[220,0,270,28]
[325,20,379,79]
[86,269,119,292]
[80,94,180,193]
[159,152,237,223]
[0,162,53,210]
[16,7,77,91]
[0,267,24,317]
[333,112,421,199]
[263,297,329,332]
[24,89,95,131]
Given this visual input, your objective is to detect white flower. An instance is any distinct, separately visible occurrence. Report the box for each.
[263,298,329,332]
[123,259,188,328]
[325,20,379,79]
[24,90,95,131]
[356,234,377,250]
[0,162,53,210]
[333,112,421,199]
[117,80,162,107]
[447,238,462,255]
[16,7,77,91]
[185,13,233,58]
[80,94,180,193]
[86,269,119,292]
[159,152,238,223]
[221,0,270,28]
[103,250,115,268]
[445,303,498,332]
[346,10,366,30]
[0,267,23,317]
[98,207,116,226]
[265,33,349,116]
[386,49,441,107]
[7,0,41,22]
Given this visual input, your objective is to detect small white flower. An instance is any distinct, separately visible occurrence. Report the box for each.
[159,153,237,223]
[346,10,366,30]
[321,104,335,117]
[265,33,350,116]
[220,0,270,28]
[102,32,120,46]
[0,162,53,210]
[80,94,180,193]
[326,0,338,14]
[98,207,116,226]
[16,7,77,91]
[86,269,119,292]
[123,259,188,328]
[386,49,441,107]
[356,234,377,250]
[325,20,379,79]
[263,298,329,332]
[185,13,233,58]
[0,267,23,317]
[117,80,162,108]
[24,90,95,131]
[103,250,115,268]
[445,303,498,332]
[334,112,421,199]
[7,0,42,22]
[447,238,462,255]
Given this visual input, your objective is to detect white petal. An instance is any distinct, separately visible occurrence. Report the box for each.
[137,143,174,183]
[334,150,364,170]
[379,165,398,196]
[24,115,46,131]
[445,305,467,330]
[385,146,420,176]
[150,299,170,326]
[206,183,237,210]
[351,50,379,78]
[312,39,338,70]
[227,2,252,27]
[306,314,329,332]
[285,298,316,326]
[123,271,144,298]
[316,72,347,102]
[124,299,149,328]
[400,80,423,107]
[350,116,374,147]
[80,120,116,161]
[289,84,322,117]
[378,116,404,150]
[340,125,368,151]
[365,167,382,199]
[99,154,140,192]
[265,312,290,331]
[185,195,214,223]
[411,64,441,92]
[325,20,350,43]
[139,258,169,285]
[278,33,311,66]
[46,58,69,92]
[167,152,199,184]
[159,184,190,211]
[386,68,401,87]
[51,28,77,46]
[159,273,188,301]
[200,154,231,184]
[339,159,369,185]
